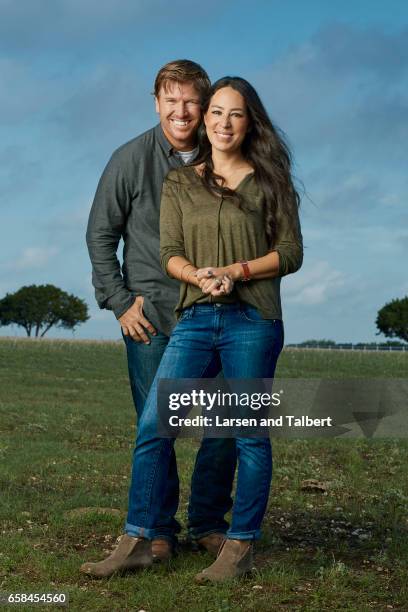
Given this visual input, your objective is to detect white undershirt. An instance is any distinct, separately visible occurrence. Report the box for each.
[173,145,199,165]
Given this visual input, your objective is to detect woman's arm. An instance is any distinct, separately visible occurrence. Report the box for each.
[160,176,233,295]
[160,177,188,275]
[202,251,281,282]
[196,250,284,283]
[159,177,201,287]
[167,256,200,287]
[197,209,303,283]
[168,256,234,296]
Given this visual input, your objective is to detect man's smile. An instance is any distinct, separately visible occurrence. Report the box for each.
[170,119,191,127]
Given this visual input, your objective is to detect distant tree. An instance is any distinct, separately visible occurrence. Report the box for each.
[299,339,336,347]
[376,296,408,343]
[354,341,406,348]
[0,284,89,337]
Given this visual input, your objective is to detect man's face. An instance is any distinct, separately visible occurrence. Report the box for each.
[155,80,202,151]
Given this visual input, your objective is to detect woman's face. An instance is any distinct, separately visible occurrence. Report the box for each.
[204,86,250,154]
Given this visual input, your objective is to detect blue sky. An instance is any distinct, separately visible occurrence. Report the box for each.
[0,0,407,342]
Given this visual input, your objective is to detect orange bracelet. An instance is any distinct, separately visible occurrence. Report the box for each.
[239,260,251,282]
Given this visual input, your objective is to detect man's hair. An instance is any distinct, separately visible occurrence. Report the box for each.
[154,59,210,101]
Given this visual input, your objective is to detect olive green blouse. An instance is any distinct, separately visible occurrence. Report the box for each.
[160,166,303,320]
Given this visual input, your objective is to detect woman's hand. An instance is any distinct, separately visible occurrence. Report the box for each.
[213,275,234,296]
[196,266,234,296]
[196,267,225,281]
[198,273,234,296]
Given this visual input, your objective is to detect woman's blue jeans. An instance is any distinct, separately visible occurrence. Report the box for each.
[125,303,284,541]
[123,330,236,541]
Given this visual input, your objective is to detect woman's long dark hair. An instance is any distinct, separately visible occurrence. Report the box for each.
[194,76,300,247]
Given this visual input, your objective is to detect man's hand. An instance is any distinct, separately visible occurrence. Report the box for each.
[118,296,156,343]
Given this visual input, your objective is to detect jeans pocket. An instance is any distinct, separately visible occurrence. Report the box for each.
[240,305,277,324]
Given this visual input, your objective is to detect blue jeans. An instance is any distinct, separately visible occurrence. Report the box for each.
[123,329,237,541]
[125,303,284,541]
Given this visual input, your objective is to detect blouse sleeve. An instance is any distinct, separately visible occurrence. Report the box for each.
[160,175,186,276]
[274,205,303,277]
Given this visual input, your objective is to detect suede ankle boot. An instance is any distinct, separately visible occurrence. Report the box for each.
[197,533,226,557]
[80,534,152,578]
[152,538,174,562]
[195,539,254,584]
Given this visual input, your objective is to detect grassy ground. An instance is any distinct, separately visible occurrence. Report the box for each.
[0,338,407,611]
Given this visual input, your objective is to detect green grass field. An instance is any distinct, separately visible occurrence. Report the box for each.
[0,338,407,611]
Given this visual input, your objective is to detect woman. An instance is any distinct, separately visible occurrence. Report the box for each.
[81,77,302,583]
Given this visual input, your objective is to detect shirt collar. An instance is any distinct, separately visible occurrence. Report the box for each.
[155,123,173,157]
[154,123,198,158]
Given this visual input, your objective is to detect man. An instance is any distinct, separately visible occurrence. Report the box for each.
[82,60,236,575]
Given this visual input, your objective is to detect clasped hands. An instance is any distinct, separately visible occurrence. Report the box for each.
[195,267,234,297]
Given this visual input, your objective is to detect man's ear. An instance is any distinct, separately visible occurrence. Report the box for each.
[154,96,159,114]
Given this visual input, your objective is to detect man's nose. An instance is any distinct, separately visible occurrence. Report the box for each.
[174,101,188,117]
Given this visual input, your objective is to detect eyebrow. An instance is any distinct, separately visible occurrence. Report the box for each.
[164,96,200,102]
[210,104,245,111]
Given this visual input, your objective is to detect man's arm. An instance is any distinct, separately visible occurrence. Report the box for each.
[86,151,156,343]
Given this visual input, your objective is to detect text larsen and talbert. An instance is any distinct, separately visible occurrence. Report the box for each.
[167,415,334,428]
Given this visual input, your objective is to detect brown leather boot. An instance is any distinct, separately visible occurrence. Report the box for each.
[80,534,152,578]
[196,533,226,557]
[195,539,254,584]
[152,538,173,562]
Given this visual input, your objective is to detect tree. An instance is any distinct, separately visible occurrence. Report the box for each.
[0,284,89,337]
[299,339,336,347]
[376,296,408,343]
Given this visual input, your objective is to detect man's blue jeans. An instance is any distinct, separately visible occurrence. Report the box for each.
[125,303,284,541]
[123,327,236,541]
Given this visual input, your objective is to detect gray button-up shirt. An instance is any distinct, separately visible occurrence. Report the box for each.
[86,124,188,337]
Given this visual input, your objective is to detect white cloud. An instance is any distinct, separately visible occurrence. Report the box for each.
[255,24,408,164]
[283,260,345,305]
[11,247,59,271]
